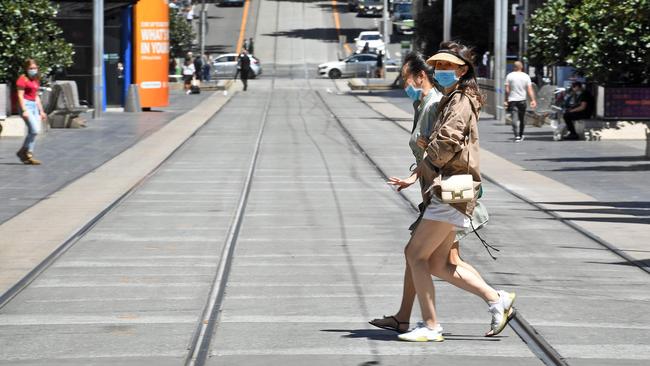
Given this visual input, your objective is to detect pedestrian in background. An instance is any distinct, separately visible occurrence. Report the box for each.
[202,53,212,82]
[237,50,251,91]
[247,37,255,55]
[185,4,194,24]
[182,57,195,94]
[193,55,203,81]
[15,59,46,165]
[504,61,537,142]
[375,51,384,78]
[562,81,594,140]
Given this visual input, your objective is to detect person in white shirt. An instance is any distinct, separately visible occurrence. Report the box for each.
[185,5,194,23]
[504,61,537,142]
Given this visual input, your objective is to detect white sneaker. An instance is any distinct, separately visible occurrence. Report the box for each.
[486,290,516,337]
[414,321,443,334]
[397,322,444,342]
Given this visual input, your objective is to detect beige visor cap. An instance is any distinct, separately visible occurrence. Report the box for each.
[426,52,466,66]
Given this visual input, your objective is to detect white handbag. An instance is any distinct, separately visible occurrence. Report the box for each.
[439,124,476,204]
[440,174,474,203]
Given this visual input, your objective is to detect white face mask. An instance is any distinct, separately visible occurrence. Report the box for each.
[27,69,38,77]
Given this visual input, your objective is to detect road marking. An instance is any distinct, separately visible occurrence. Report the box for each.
[331,0,353,54]
[235,0,252,54]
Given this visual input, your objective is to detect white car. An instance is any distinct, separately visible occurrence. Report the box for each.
[212,53,262,79]
[318,53,398,79]
[354,31,385,54]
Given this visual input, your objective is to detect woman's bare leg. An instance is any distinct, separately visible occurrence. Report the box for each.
[405,220,454,328]
[429,237,498,302]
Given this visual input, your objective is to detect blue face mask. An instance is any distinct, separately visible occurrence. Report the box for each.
[404,84,422,102]
[434,70,459,88]
[27,69,38,78]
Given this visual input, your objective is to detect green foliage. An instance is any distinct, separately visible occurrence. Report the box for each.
[528,0,581,67]
[0,0,73,83]
[169,7,195,59]
[529,0,650,85]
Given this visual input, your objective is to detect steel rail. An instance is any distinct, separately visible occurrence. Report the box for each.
[0,97,236,311]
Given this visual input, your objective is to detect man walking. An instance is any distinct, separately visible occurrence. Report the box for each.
[505,61,537,142]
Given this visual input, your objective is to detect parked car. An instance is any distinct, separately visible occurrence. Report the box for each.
[357,0,383,17]
[212,53,262,79]
[318,53,398,79]
[354,31,385,54]
[217,0,244,7]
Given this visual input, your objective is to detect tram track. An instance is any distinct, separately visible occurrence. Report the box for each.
[0,97,236,312]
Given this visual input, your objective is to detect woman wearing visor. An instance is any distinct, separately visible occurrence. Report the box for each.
[370,51,489,338]
[385,42,515,342]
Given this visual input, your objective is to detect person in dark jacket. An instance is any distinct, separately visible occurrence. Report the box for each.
[237,50,251,91]
[563,81,593,140]
[375,51,384,78]
[193,55,203,81]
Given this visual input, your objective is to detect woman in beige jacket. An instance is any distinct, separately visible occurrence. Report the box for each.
[389,42,515,342]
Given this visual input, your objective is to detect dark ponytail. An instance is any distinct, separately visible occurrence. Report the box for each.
[403,51,435,85]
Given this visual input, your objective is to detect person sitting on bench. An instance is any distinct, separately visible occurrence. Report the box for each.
[563,81,594,140]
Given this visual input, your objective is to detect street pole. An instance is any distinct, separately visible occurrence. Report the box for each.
[200,0,206,56]
[494,0,507,122]
[523,0,529,68]
[383,0,389,58]
[443,0,452,41]
[93,0,104,119]
[518,0,524,62]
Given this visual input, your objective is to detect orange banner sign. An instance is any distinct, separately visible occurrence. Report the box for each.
[134,0,169,108]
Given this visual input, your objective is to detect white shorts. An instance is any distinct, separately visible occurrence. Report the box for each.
[422,196,471,229]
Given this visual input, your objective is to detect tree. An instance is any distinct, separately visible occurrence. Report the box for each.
[0,0,73,83]
[529,0,650,85]
[169,7,195,59]
[527,0,582,67]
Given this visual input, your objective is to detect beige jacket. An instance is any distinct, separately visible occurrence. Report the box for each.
[419,90,482,217]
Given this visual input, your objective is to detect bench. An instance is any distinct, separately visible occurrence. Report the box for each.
[45,81,91,128]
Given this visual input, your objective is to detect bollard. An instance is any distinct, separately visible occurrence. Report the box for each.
[366,64,370,89]
[124,84,141,112]
[0,84,7,120]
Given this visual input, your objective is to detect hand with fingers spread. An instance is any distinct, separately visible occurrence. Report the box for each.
[387,173,417,191]
[416,136,429,149]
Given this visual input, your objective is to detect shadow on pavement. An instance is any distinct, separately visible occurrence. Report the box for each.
[263,27,371,43]
[527,156,648,163]
[550,163,650,172]
[321,329,504,342]
[586,258,650,269]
